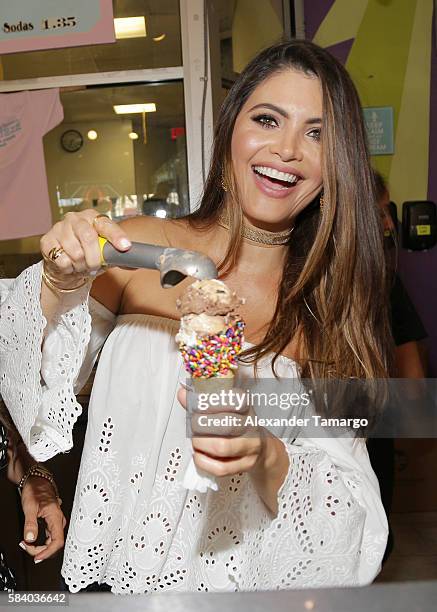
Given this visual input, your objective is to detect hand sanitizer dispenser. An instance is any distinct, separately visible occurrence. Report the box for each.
[402,201,437,251]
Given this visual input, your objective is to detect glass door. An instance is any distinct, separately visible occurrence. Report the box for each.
[45,81,189,222]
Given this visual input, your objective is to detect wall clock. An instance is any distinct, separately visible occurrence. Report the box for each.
[60,129,83,153]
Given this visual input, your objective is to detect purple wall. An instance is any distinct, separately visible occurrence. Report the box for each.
[400,16,437,375]
[303,0,437,374]
[302,0,336,40]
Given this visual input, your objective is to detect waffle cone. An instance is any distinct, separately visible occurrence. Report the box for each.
[192,370,235,394]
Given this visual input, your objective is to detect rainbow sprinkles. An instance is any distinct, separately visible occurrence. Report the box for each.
[178,319,245,378]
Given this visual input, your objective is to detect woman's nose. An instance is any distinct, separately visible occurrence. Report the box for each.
[269,131,303,162]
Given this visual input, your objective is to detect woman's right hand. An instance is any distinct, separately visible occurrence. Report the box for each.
[40,210,132,287]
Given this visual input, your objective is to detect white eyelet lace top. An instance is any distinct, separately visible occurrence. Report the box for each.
[0,263,388,593]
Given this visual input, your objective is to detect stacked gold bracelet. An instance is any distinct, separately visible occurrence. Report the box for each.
[18,464,61,504]
[42,263,90,294]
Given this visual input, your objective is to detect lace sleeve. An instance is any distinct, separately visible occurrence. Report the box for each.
[0,262,115,461]
[230,436,388,590]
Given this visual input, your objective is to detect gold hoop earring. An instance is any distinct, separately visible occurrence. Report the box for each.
[319,193,325,212]
[221,170,228,192]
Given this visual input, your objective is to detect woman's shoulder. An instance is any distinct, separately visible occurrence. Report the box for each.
[118,215,198,249]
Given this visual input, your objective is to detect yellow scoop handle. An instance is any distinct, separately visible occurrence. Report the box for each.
[98,237,108,266]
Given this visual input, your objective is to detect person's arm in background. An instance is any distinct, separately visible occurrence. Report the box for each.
[368,273,428,530]
[394,340,427,378]
[390,274,428,377]
[1,406,65,563]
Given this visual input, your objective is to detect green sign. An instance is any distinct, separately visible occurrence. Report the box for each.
[363,106,394,156]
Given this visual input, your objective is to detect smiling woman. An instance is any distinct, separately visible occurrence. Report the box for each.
[1,40,392,593]
[231,70,323,227]
[190,40,392,380]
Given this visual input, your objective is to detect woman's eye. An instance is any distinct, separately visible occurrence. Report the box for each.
[307,128,321,141]
[253,114,278,128]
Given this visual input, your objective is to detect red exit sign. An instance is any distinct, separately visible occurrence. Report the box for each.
[171,127,185,140]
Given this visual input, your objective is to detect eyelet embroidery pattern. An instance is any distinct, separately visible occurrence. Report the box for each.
[224,444,380,591]
[0,262,92,460]
[0,275,388,593]
[0,265,47,451]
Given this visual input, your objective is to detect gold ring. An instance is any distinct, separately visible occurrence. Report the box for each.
[48,246,64,262]
[92,214,111,230]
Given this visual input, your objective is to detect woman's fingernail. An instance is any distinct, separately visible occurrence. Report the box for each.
[19,542,26,551]
[26,532,35,541]
[119,238,131,249]
[34,559,43,565]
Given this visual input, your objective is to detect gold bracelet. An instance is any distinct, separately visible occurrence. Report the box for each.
[18,464,61,504]
[42,266,90,294]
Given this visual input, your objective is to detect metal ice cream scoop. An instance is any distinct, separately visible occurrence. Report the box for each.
[98,238,218,288]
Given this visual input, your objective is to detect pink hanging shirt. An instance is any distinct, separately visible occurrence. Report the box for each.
[0,89,63,240]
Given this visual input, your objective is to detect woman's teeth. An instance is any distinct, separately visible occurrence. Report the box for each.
[253,165,298,186]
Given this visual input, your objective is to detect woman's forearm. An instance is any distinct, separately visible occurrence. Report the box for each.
[40,280,66,331]
[7,439,36,485]
[249,434,290,516]
[40,270,92,335]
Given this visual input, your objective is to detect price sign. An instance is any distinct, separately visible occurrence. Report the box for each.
[0,0,115,55]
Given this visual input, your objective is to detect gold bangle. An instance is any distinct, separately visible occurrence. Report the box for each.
[18,464,61,503]
[42,266,90,294]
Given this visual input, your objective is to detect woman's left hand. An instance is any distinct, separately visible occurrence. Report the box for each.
[178,386,291,515]
[177,386,266,477]
[19,476,66,563]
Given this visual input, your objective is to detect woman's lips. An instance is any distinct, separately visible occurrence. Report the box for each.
[252,167,299,199]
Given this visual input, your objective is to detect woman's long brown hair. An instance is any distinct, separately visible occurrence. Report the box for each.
[188,40,393,386]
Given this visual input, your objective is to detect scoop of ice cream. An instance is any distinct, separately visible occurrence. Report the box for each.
[176,312,240,346]
[176,313,226,344]
[176,279,244,316]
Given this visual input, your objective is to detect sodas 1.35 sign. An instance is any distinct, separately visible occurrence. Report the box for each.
[0,0,115,55]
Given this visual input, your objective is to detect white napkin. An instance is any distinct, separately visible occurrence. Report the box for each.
[183,446,218,492]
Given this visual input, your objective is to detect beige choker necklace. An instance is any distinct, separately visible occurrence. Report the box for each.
[218,213,293,246]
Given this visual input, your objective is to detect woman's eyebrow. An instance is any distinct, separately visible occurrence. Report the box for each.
[248,103,322,125]
[248,103,289,117]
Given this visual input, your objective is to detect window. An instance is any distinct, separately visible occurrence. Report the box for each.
[46,82,189,221]
[0,0,182,80]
